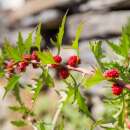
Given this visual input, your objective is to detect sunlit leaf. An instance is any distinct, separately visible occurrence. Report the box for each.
[72,23,83,55]
[83,69,105,88]
[76,89,92,118]
[9,105,34,116]
[3,39,21,61]
[32,79,43,102]
[3,75,20,98]
[17,32,25,56]
[35,23,42,50]
[11,120,27,127]
[37,51,55,64]
[42,69,54,88]
[36,121,45,130]
[24,32,33,53]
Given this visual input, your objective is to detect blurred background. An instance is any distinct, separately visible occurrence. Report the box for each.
[0,0,130,130]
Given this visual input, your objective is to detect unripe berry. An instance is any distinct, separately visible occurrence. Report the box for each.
[67,55,80,67]
[112,84,123,96]
[51,55,62,68]
[58,67,69,79]
[104,68,119,79]
[23,54,31,61]
[17,61,28,72]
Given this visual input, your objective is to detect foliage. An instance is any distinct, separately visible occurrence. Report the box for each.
[1,14,130,130]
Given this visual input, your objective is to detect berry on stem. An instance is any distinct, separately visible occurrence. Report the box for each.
[67,55,80,67]
[17,61,28,72]
[58,67,69,79]
[51,55,62,68]
[104,68,119,79]
[112,83,123,95]
[31,51,39,61]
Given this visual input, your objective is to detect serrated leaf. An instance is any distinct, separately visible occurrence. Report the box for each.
[3,75,20,98]
[89,41,104,70]
[9,105,34,115]
[35,23,42,50]
[56,11,68,54]
[32,79,43,101]
[24,32,33,53]
[106,40,121,55]
[72,23,83,55]
[11,120,27,127]
[37,51,56,64]
[13,85,23,105]
[76,89,91,118]
[3,39,21,61]
[90,120,104,130]
[90,41,103,59]
[120,32,130,57]
[42,69,54,88]
[83,69,105,88]
[17,32,25,56]
[36,122,45,130]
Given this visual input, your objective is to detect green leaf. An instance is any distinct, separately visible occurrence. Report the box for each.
[36,121,45,130]
[120,32,130,57]
[90,120,104,130]
[76,89,92,118]
[106,40,121,55]
[37,51,56,64]
[3,39,21,61]
[72,23,83,55]
[32,79,43,102]
[42,69,54,88]
[9,105,34,115]
[83,69,105,88]
[113,98,124,128]
[0,70,5,77]
[89,41,104,70]
[35,23,42,50]
[24,32,33,53]
[11,120,27,127]
[17,32,25,56]
[56,11,68,54]
[56,117,64,130]
[13,85,23,105]
[3,75,20,98]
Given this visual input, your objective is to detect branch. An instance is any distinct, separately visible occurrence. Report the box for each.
[47,64,95,76]
[114,79,130,90]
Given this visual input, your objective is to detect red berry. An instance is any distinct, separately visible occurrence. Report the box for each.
[112,84,123,95]
[17,61,28,72]
[31,51,39,61]
[58,67,69,79]
[51,55,62,68]
[67,55,80,67]
[23,54,31,61]
[104,68,119,79]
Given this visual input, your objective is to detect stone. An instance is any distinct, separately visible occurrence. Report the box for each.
[79,0,130,11]
[67,11,130,39]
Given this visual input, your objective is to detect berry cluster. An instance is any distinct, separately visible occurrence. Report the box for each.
[104,68,123,96]
[51,55,80,79]
[5,52,80,80]
[5,51,39,77]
